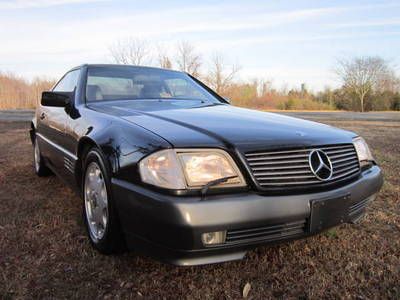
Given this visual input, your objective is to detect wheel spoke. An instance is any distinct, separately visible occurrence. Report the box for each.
[92,205,102,224]
[88,171,96,184]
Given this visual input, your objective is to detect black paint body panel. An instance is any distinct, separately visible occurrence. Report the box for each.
[31,64,384,265]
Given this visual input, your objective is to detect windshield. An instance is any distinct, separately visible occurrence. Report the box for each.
[86,66,220,103]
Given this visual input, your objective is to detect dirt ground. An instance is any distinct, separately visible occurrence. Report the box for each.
[0,120,399,299]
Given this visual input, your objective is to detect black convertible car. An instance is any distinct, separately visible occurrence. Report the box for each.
[31,64,383,265]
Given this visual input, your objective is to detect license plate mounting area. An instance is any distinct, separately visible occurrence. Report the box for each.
[309,194,351,232]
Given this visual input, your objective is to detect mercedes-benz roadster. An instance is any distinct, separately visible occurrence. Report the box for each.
[30,64,383,265]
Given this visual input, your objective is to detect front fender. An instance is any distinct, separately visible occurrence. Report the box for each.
[80,121,171,183]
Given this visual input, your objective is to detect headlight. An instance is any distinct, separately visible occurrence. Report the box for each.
[139,149,186,189]
[353,137,374,164]
[139,149,246,190]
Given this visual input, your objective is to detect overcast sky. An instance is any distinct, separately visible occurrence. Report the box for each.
[0,0,399,90]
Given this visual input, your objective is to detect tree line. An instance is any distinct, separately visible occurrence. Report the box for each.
[0,73,55,109]
[0,38,399,111]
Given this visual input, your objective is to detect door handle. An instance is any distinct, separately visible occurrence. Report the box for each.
[40,112,46,120]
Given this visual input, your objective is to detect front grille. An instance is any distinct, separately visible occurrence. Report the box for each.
[245,144,360,188]
[226,220,306,244]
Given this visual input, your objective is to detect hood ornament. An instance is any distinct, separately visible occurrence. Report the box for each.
[308,149,333,181]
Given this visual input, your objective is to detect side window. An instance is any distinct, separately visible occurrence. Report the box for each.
[53,70,80,92]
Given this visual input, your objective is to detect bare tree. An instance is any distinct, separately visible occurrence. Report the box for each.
[376,68,399,93]
[158,54,173,69]
[156,45,173,69]
[206,53,240,94]
[175,41,201,77]
[336,56,393,112]
[109,38,152,65]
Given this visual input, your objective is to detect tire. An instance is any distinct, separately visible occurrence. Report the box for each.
[82,147,125,254]
[33,135,52,177]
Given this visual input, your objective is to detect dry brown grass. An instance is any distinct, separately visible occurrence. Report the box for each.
[0,120,399,299]
[0,73,55,109]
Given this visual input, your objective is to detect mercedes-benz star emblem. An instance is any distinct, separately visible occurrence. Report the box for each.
[308,149,333,181]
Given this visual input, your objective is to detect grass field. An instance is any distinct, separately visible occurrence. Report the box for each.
[0,120,399,299]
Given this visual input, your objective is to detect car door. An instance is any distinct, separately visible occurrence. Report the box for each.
[37,69,80,176]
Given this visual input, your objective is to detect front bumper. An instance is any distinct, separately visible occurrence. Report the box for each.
[112,166,383,266]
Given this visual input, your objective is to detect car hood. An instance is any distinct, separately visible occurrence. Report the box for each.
[89,101,356,152]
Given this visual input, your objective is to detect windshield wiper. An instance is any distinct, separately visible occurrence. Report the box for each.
[200,175,238,200]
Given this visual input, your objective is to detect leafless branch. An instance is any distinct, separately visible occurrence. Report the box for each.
[156,45,173,69]
[175,41,202,77]
[335,56,394,112]
[206,52,241,94]
[109,38,152,66]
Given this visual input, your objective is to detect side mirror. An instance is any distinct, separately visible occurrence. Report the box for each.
[41,91,72,107]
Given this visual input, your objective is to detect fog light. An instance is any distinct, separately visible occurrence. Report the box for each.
[201,231,226,245]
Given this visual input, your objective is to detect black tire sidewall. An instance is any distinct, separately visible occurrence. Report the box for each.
[82,148,124,254]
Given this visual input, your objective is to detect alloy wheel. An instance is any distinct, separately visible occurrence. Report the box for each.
[34,139,41,173]
[84,162,109,241]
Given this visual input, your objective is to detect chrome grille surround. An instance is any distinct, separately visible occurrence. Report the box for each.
[245,144,360,188]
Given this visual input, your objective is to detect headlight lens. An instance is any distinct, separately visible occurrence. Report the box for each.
[139,149,246,190]
[353,137,374,163]
[139,149,186,189]
[178,150,244,187]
